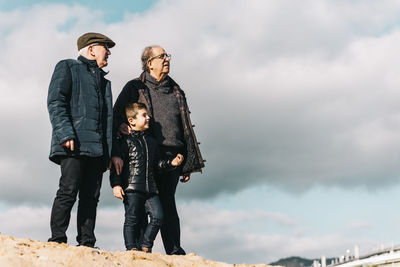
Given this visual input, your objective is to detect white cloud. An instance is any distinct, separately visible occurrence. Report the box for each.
[1,0,400,200]
[0,206,50,239]
[3,1,400,264]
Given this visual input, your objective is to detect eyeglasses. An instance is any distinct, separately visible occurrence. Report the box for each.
[148,53,171,62]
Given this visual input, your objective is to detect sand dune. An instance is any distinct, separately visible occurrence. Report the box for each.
[0,234,272,267]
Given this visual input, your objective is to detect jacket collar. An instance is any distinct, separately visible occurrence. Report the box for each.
[130,129,148,137]
[77,55,108,76]
[144,72,173,93]
[78,55,98,67]
[139,71,179,88]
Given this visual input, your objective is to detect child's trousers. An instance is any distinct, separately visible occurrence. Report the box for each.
[123,191,163,250]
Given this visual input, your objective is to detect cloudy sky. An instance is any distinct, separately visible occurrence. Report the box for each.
[2,0,400,264]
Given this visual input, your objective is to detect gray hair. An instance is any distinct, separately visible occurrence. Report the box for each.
[78,43,98,56]
[141,46,158,72]
[78,45,89,56]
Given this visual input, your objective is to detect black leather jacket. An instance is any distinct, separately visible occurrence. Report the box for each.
[110,130,173,193]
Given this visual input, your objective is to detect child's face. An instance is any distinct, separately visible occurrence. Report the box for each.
[128,109,150,131]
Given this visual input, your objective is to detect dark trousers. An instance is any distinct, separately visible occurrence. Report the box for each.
[123,191,163,250]
[48,156,103,247]
[156,166,186,255]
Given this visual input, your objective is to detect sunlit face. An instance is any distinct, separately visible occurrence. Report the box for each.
[90,44,111,68]
[128,109,150,131]
[147,46,170,76]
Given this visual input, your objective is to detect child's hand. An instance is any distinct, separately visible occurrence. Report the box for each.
[171,154,184,166]
[113,186,125,200]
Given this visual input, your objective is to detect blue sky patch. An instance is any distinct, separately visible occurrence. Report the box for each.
[0,0,157,23]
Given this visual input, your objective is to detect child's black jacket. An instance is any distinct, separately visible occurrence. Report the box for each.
[109,130,173,193]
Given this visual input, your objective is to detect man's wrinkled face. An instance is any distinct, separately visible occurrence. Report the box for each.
[91,44,111,68]
[147,46,170,75]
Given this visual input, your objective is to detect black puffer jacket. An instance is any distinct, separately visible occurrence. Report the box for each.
[47,56,113,169]
[110,130,173,193]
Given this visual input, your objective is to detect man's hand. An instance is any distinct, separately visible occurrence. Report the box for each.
[118,123,131,135]
[61,139,74,151]
[171,154,184,167]
[113,186,125,200]
[180,174,191,183]
[112,157,124,175]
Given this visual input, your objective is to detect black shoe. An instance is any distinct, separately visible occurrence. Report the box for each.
[169,247,186,255]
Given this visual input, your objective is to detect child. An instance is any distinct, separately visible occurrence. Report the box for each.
[110,102,184,252]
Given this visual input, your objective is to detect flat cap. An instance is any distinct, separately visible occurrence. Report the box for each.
[77,32,115,51]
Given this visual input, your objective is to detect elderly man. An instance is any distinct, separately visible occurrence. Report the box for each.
[47,32,115,247]
[112,46,204,255]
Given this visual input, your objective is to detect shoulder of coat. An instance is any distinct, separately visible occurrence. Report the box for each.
[60,58,81,67]
[126,77,146,89]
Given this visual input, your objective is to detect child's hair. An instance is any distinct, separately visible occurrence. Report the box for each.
[125,102,148,119]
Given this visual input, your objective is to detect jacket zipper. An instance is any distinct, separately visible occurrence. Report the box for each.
[93,68,102,140]
[143,135,149,192]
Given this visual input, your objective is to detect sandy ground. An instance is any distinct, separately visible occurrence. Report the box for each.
[0,234,273,267]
